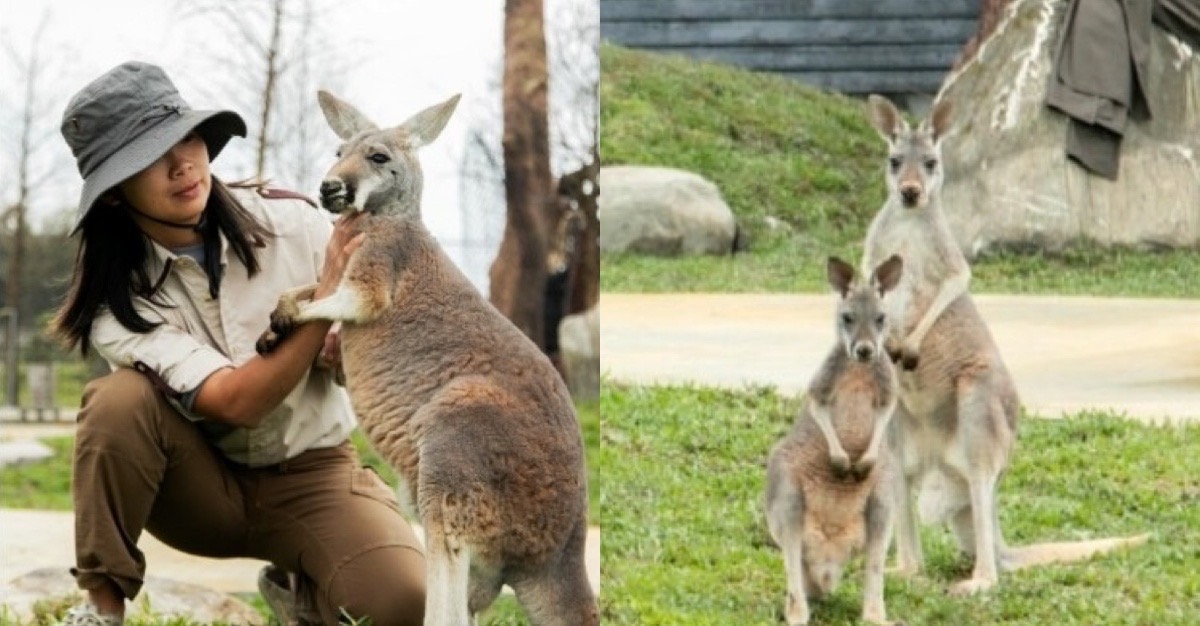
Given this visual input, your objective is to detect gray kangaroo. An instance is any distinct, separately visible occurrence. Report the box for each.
[257,92,597,626]
[862,94,1147,595]
[765,255,905,626]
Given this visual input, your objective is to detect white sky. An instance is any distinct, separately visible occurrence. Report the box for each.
[0,0,596,291]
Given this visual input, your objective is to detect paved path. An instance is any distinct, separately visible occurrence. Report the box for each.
[1,506,600,597]
[600,294,1200,422]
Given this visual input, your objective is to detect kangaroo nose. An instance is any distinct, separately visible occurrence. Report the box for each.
[320,179,344,197]
[900,185,921,205]
[855,344,874,360]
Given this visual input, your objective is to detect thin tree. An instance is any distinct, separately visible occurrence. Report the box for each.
[1,11,60,401]
[489,0,555,347]
[177,0,348,191]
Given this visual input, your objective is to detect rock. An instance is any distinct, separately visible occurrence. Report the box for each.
[599,166,737,256]
[559,307,599,401]
[937,0,1200,255]
[0,567,265,625]
[0,441,53,468]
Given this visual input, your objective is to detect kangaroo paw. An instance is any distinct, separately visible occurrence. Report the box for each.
[256,329,282,355]
[830,451,852,478]
[851,456,876,481]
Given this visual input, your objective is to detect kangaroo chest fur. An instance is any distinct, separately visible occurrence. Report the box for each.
[336,217,582,518]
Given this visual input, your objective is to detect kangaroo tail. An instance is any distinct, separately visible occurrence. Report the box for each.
[1001,534,1150,572]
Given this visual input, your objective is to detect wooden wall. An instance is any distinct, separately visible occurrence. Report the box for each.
[600,0,981,94]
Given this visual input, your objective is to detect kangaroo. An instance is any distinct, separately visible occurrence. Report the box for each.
[861,95,1147,595]
[765,255,905,626]
[256,92,598,626]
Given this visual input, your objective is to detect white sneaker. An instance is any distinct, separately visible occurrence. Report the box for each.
[59,603,123,626]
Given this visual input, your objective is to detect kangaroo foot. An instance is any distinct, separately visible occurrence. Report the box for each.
[949,576,996,596]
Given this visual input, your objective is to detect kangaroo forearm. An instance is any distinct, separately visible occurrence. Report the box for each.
[910,270,970,344]
[810,403,849,458]
[195,320,332,427]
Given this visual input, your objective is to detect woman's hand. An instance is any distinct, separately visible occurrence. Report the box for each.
[314,213,366,300]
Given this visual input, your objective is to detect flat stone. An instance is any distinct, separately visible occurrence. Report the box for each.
[599,166,737,256]
[0,440,53,468]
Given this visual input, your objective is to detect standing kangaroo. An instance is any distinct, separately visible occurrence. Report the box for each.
[765,255,905,626]
[257,92,597,626]
[861,95,1146,595]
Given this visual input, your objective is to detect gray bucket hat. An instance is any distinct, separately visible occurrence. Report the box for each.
[61,61,247,234]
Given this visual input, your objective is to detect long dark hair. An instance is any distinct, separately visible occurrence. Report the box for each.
[51,176,274,355]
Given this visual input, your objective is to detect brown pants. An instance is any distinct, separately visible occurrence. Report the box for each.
[71,368,426,625]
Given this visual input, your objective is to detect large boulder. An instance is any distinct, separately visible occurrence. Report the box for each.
[558,307,599,401]
[0,567,265,624]
[599,166,737,256]
[938,0,1200,255]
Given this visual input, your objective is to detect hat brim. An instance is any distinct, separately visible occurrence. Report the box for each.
[71,108,247,234]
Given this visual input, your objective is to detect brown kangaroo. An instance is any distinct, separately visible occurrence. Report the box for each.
[862,94,1147,596]
[765,255,905,626]
[257,91,597,626]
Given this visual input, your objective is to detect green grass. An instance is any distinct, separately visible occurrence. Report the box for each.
[599,44,1200,297]
[599,383,1200,624]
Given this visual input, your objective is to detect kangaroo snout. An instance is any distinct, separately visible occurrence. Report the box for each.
[854,343,875,361]
[899,183,922,206]
[319,179,354,212]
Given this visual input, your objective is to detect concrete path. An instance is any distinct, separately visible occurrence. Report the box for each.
[600,294,1200,422]
[1,506,601,597]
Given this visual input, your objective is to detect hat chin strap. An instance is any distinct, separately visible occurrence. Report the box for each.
[127,205,207,232]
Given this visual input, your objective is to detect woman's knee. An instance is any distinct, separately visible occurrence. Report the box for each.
[323,545,426,626]
[77,368,168,444]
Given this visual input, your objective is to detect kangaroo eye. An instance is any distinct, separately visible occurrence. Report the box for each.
[888,156,901,171]
[924,158,938,170]
[876,314,886,326]
[335,149,342,158]
[369,152,391,164]
[841,313,854,325]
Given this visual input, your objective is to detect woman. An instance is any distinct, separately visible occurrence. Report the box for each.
[51,61,425,625]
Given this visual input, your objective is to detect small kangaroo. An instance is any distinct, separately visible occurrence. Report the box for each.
[861,95,1147,595]
[257,92,597,626]
[765,255,905,626]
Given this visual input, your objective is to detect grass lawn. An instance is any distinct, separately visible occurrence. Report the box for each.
[0,400,599,625]
[599,383,1200,625]
[599,44,1200,298]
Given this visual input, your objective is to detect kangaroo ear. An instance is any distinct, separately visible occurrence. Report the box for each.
[872,254,904,295]
[867,94,907,144]
[318,90,379,140]
[396,93,461,148]
[827,256,856,297]
[928,98,954,144]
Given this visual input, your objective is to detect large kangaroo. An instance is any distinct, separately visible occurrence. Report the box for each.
[765,255,904,626]
[257,92,597,626]
[862,95,1146,595]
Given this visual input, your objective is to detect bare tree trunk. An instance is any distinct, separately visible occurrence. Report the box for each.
[490,0,553,348]
[954,0,1017,70]
[3,13,52,405]
[256,0,286,180]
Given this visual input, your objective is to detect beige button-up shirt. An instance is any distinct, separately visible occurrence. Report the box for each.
[90,187,356,467]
